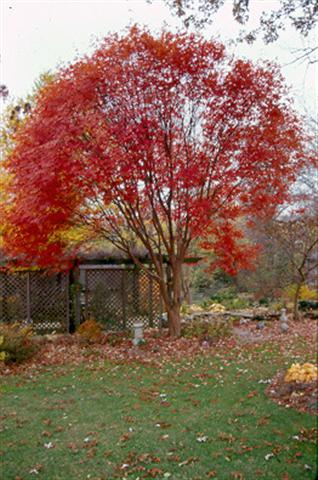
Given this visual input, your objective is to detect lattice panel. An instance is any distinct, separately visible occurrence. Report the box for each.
[0,272,27,323]
[124,270,161,329]
[29,273,68,333]
[82,268,162,331]
[84,269,124,330]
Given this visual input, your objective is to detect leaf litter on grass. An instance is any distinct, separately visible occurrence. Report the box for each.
[0,318,316,479]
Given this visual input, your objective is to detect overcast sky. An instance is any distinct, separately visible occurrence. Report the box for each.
[0,0,317,117]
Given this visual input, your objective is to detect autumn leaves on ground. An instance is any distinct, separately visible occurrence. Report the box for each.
[0,319,316,480]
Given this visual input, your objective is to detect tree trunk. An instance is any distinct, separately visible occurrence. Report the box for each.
[293,282,302,321]
[167,304,181,337]
[167,261,182,338]
[159,260,183,338]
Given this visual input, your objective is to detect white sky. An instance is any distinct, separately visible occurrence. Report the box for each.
[0,0,317,117]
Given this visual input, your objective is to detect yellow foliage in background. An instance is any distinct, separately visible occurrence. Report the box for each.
[0,335,6,361]
[181,304,204,314]
[284,363,317,383]
[181,303,226,314]
[283,284,318,302]
[208,303,226,313]
[48,224,94,247]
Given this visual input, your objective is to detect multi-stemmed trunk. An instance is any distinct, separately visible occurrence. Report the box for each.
[158,260,183,338]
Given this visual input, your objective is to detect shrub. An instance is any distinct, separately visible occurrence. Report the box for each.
[299,285,317,301]
[208,288,251,310]
[0,336,6,361]
[106,331,127,347]
[270,301,285,312]
[299,300,318,311]
[0,323,35,364]
[199,300,225,312]
[285,363,317,383]
[89,283,119,329]
[181,317,233,340]
[258,297,271,306]
[133,338,147,348]
[77,319,102,343]
[181,303,204,314]
[284,284,318,302]
[209,286,237,303]
[228,297,250,310]
[207,303,226,313]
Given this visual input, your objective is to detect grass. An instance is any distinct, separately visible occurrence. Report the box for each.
[0,341,317,480]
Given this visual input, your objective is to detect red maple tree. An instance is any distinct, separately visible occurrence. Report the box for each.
[2,27,308,336]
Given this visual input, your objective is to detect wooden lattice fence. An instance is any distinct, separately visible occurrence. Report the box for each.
[80,265,162,330]
[0,271,69,333]
[0,266,162,333]
[0,272,28,323]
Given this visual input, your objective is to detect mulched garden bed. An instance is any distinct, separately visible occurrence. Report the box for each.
[1,318,316,384]
[0,329,236,376]
[266,372,317,415]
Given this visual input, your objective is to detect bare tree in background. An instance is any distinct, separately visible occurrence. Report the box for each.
[264,117,318,319]
[265,212,318,320]
[0,85,9,100]
[154,0,318,64]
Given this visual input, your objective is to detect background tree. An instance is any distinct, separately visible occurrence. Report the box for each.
[0,85,9,100]
[274,116,318,320]
[263,210,318,320]
[242,119,318,316]
[0,73,55,156]
[236,220,292,301]
[0,74,55,251]
[180,116,317,307]
[2,27,308,336]
[156,0,318,63]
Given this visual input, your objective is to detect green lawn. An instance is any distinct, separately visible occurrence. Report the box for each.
[0,342,316,480]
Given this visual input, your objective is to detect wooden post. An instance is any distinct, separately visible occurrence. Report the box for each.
[75,281,81,328]
[69,262,81,332]
[85,269,88,320]
[122,269,127,329]
[26,272,32,324]
[65,273,70,333]
[149,275,153,328]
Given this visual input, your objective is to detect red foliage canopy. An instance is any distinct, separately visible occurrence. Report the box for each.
[2,27,307,274]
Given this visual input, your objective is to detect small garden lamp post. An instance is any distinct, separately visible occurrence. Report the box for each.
[132,322,144,346]
[280,308,288,332]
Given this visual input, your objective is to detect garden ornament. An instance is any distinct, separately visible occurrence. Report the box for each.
[280,308,288,332]
[132,322,144,346]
